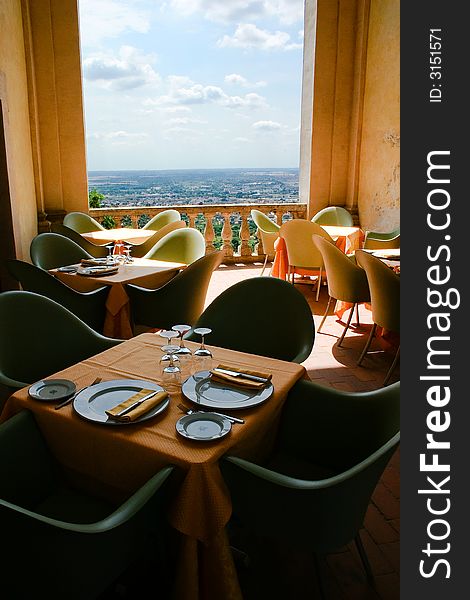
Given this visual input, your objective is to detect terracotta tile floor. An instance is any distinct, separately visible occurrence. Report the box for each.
[207,263,400,599]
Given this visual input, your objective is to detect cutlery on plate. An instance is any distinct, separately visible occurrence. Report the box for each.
[54,377,102,410]
[177,403,244,424]
[212,367,269,384]
[113,390,161,418]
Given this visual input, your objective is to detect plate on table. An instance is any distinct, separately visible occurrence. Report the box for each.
[176,412,231,441]
[371,249,400,261]
[182,370,273,410]
[77,265,119,277]
[29,379,76,402]
[73,379,169,425]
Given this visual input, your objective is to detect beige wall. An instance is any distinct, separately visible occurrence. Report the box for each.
[357,0,400,231]
[0,0,37,261]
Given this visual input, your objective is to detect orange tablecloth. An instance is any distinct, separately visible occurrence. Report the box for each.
[82,228,156,245]
[1,334,305,600]
[51,258,184,338]
[271,226,364,281]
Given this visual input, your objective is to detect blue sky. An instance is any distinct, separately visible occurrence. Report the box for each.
[79,0,304,170]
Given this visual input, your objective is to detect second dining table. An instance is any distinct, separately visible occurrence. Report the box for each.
[51,258,185,338]
[1,333,306,600]
[82,227,157,246]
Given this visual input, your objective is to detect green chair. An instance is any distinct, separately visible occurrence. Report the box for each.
[355,250,400,386]
[363,227,400,249]
[311,206,354,226]
[130,220,186,258]
[126,251,223,332]
[0,291,121,389]
[221,379,400,588]
[0,410,173,600]
[143,227,206,264]
[30,233,93,270]
[250,209,280,276]
[51,223,109,258]
[186,277,314,363]
[63,211,105,233]
[142,209,181,231]
[6,259,109,333]
[312,235,370,346]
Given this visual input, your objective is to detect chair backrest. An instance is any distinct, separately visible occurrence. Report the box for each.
[126,251,224,330]
[250,210,279,256]
[142,209,181,231]
[6,259,109,332]
[187,277,314,363]
[312,235,370,303]
[355,250,400,332]
[0,291,120,388]
[130,220,186,258]
[280,219,333,269]
[363,227,400,249]
[30,233,92,270]
[51,223,109,258]
[63,212,105,233]
[222,380,400,552]
[143,227,206,264]
[311,206,354,226]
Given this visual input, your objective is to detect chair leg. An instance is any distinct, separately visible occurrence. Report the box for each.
[317,296,333,333]
[338,303,355,347]
[315,269,322,302]
[357,323,377,366]
[355,533,374,584]
[355,303,360,327]
[383,345,400,386]
[313,553,326,600]
[287,265,292,284]
[260,253,269,276]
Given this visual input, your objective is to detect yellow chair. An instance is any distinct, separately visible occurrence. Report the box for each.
[142,209,181,231]
[280,220,334,301]
[363,227,400,249]
[250,209,280,275]
[130,220,186,258]
[143,227,206,264]
[63,212,105,233]
[355,250,400,385]
[312,235,370,346]
[311,206,354,226]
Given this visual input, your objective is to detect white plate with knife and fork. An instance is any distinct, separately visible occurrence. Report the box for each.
[73,379,169,425]
[182,370,273,410]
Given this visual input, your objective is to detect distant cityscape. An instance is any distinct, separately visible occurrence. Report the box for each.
[88,168,299,207]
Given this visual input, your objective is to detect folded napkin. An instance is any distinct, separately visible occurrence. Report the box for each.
[78,265,119,277]
[80,258,109,266]
[105,388,168,422]
[210,364,272,390]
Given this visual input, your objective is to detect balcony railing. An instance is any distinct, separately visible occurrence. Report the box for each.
[90,203,307,263]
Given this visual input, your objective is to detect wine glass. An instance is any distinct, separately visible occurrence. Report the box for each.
[193,327,212,357]
[124,243,134,263]
[160,344,180,374]
[159,343,182,392]
[172,324,192,355]
[159,330,180,362]
[105,243,115,265]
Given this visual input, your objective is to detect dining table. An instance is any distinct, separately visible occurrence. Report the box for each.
[50,258,185,339]
[82,227,156,246]
[0,333,306,600]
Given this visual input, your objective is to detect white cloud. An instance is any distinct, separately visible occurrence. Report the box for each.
[234,137,251,143]
[168,117,207,125]
[83,46,160,90]
[79,0,151,47]
[169,0,303,25]
[88,130,149,145]
[252,120,282,131]
[218,24,302,51]
[144,76,268,110]
[224,73,266,88]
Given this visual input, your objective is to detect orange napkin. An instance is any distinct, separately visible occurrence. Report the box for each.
[105,388,168,422]
[210,364,272,390]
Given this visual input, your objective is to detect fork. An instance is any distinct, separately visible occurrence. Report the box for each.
[177,403,244,424]
[54,377,102,410]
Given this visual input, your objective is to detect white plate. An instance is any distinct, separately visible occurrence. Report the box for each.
[176,412,231,441]
[182,370,273,410]
[29,379,76,402]
[73,379,169,425]
[77,266,119,277]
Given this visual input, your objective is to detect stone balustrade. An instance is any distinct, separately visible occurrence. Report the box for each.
[90,203,307,263]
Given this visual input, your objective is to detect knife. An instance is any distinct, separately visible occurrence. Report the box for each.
[114,390,161,418]
[212,368,269,384]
